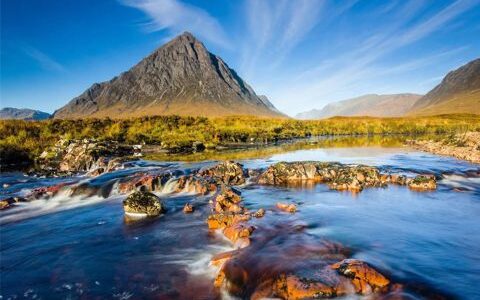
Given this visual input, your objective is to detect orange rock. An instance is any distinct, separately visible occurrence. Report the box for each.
[0,200,10,210]
[223,223,255,243]
[407,175,436,191]
[252,208,266,218]
[183,203,194,213]
[331,259,390,294]
[212,187,243,213]
[207,213,251,229]
[276,202,297,213]
[275,274,336,299]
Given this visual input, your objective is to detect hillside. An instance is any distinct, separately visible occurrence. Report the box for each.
[53,32,283,119]
[0,107,51,120]
[409,58,480,115]
[296,94,422,119]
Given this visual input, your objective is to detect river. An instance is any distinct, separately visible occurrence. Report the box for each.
[1,138,479,299]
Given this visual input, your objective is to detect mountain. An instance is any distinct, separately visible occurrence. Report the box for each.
[0,107,51,120]
[408,58,480,115]
[296,94,422,119]
[53,32,283,119]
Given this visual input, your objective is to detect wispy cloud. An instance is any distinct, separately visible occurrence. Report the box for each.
[269,0,478,114]
[122,0,230,48]
[22,46,66,73]
[241,0,325,76]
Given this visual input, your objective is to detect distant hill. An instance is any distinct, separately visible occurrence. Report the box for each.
[296,94,422,119]
[409,58,480,116]
[53,32,283,119]
[0,107,51,120]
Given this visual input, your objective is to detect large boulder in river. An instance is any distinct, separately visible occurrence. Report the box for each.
[258,162,320,185]
[199,161,246,185]
[123,191,165,217]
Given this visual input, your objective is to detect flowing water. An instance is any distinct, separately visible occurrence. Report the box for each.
[1,138,479,299]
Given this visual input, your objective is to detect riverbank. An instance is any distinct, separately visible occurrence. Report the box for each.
[1,114,479,172]
[407,132,480,164]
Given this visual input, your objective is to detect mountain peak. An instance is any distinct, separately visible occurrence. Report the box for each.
[53,33,283,119]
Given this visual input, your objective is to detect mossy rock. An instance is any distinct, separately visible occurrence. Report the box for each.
[123,191,165,217]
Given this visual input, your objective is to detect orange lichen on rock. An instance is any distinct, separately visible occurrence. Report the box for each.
[331,259,390,294]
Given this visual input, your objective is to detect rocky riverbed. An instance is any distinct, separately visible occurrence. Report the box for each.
[407,131,480,164]
[1,145,479,299]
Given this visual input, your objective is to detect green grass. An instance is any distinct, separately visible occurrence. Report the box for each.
[1,114,479,166]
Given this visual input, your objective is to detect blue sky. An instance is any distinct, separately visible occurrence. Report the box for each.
[1,0,479,115]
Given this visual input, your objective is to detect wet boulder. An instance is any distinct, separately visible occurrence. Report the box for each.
[199,161,246,185]
[212,186,243,213]
[118,173,163,194]
[252,208,266,218]
[183,203,194,213]
[276,202,297,213]
[331,259,390,294]
[173,175,216,194]
[274,274,337,299]
[407,175,437,191]
[207,213,251,229]
[123,191,165,217]
[258,162,320,185]
[223,223,255,243]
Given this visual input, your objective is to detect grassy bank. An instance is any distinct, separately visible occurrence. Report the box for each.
[1,114,479,165]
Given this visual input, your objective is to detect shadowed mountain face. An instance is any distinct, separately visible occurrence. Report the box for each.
[296,94,422,119]
[0,107,51,120]
[409,58,480,116]
[53,32,283,119]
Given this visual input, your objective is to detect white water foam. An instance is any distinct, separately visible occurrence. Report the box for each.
[0,189,120,225]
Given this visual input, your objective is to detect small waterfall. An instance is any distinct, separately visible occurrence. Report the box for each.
[160,178,179,194]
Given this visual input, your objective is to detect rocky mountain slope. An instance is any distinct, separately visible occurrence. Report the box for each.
[296,94,422,119]
[53,32,283,119]
[409,58,480,115]
[0,107,51,120]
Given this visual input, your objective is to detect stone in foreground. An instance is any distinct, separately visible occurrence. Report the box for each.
[123,191,165,217]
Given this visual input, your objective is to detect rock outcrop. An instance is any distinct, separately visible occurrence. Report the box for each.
[258,162,387,192]
[39,139,138,174]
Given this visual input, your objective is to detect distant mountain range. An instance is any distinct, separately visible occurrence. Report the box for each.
[0,107,51,120]
[53,32,283,119]
[296,94,422,119]
[4,35,478,120]
[408,58,480,116]
[296,57,479,119]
